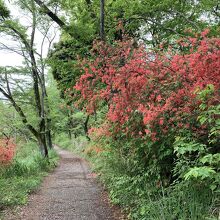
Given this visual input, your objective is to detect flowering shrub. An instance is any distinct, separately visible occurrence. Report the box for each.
[73,31,220,141]
[88,122,111,140]
[0,138,16,165]
[71,31,220,185]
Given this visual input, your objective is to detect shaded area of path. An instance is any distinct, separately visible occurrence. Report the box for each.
[4,147,125,220]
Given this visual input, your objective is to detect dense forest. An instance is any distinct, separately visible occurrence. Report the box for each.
[0,0,219,219]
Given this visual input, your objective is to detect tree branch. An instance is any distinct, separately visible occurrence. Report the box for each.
[33,0,66,29]
[0,86,39,138]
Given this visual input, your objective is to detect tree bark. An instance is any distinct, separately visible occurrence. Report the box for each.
[46,118,53,149]
[38,135,48,157]
[30,3,49,156]
[84,115,90,141]
[100,0,105,41]
[67,112,72,140]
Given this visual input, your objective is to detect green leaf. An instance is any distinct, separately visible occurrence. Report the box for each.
[184,167,216,180]
[200,154,220,165]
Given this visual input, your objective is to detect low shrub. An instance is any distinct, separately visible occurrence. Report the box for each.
[0,138,16,165]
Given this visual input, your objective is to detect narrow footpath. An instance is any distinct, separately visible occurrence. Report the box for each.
[4,148,124,220]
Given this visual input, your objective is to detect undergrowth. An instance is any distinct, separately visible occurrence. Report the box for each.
[55,133,88,152]
[0,141,59,216]
[91,150,219,220]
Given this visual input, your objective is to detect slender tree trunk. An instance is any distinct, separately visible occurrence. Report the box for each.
[100,0,105,41]
[41,74,53,149]
[38,135,48,157]
[84,115,90,141]
[67,111,73,140]
[30,1,49,156]
[68,129,72,140]
[46,119,53,149]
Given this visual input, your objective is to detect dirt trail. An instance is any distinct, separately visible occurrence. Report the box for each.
[5,147,124,220]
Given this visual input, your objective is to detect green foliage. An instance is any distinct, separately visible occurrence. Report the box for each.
[84,139,219,220]
[49,0,220,95]
[0,101,26,139]
[132,183,216,220]
[184,167,216,180]
[0,0,10,19]
[0,176,41,207]
[173,86,220,191]
[54,133,72,149]
[0,141,58,211]
[47,77,70,133]
[46,74,88,139]
[70,111,86,136]
[55,132,88,152]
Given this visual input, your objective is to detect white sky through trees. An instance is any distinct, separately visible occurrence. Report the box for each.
[0,1,60,101]
[0,2,60,67]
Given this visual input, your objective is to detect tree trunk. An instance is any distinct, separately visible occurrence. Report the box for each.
[100,0,105,41]
[46,124,53,149]
[68,129,72,140]
[67,111,73,140]
[33,0,66,29]
[39,114,49,156]
[84,115,90,141]
[38,135,48,157]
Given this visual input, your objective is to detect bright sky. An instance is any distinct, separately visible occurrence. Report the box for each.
[0,2,24,66]
[0,2,60,67]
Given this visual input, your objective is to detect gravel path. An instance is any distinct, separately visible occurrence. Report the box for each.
[4,147,124,220]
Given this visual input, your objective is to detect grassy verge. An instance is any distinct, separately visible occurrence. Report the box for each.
[89,151,219,220]
[0,141,59,218]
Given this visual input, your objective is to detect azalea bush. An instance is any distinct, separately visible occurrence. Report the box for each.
[74,31,220,136]
[72,30,219,179]
[0,138,16,165]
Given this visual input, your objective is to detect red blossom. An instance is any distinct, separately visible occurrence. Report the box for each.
[0,138,16,165]
[71,33,220,141]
